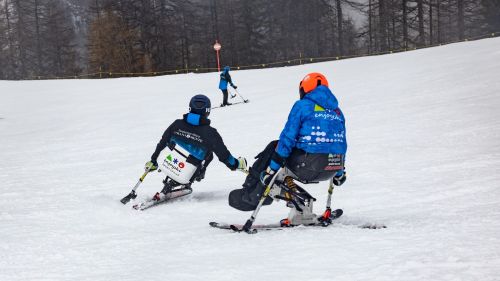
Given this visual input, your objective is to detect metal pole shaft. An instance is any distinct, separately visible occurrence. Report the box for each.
[242,171,280,232]
[131,169,150,193]
[234,89,248,102]
[326,178,334,209]
[216,50,221,72]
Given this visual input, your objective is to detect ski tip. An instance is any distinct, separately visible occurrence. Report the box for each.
[333,208,343,217]
[209,222,219,227]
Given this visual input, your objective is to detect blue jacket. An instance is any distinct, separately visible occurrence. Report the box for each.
[272,85,347,169]
[218,67,233,90]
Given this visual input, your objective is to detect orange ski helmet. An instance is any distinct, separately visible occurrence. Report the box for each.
[299,72,329,98]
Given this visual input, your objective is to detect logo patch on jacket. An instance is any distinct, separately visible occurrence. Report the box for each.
[324,154,343,170]
[314,104,325,112]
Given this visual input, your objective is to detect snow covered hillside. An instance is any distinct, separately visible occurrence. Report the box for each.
[1,38,500,281]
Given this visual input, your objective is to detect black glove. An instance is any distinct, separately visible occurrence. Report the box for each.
[260,167,277,186]
[332,170,347,186]
[232,84,237,89]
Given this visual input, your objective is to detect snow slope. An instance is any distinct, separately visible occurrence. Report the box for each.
[1,38,500,281]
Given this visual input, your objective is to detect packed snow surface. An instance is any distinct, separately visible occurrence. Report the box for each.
[1,38,500,281]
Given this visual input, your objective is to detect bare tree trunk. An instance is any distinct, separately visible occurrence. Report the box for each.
[429,0,434,44]
[94,0,102,72]
[4,0,16,77]
[379,0,388,51]
[336,0,343,56]
[403,0,408,48]
[211,0,219,41]
[437,0,442,43]
[227,0,237,65]
[34,0,43,75]
[14,0,27,77]
[96,0,101,19]
[180,2,189,70]
[457,0,464,40]
[368,0,373,53]
[391,4,396,49]
[417,0,425,46]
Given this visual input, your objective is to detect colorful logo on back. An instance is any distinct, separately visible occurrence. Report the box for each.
[166,154,185,169]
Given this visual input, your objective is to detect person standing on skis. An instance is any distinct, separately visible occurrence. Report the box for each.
[145,94,247,197]
[229,72,347,216]
[219,66,237,106]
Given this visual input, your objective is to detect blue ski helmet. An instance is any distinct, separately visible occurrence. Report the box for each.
[224,66,230,72]
[189,95,211,116]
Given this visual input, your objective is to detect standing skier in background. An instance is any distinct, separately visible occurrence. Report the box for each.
[228,72,347,226]
[219,66,237,107]
[139,94,247,208]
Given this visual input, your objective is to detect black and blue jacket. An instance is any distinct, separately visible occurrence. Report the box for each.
[150,113,239,170]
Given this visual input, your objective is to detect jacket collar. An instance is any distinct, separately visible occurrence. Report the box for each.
[184,113,211,126]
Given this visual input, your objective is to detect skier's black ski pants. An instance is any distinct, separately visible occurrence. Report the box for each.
[221,89,229,105]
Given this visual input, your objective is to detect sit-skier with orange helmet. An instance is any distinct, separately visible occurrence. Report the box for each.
[227,72,347,230]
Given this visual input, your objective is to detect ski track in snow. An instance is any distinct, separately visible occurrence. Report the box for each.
[1,38,500,281]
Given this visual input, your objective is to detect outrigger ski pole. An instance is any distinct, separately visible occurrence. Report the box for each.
[234,172,279,234]
[317,178,336,225]
[120,167,152,204]
[232,88,249,103]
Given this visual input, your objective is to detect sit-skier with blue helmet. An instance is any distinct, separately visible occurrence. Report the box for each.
[228,73,347,228]
[139,95,247,209]
[219,66,237,106]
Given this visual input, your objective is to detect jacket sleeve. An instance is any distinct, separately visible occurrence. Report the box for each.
[275,101,304,159]
[150,123,175,163]
[210,128,238,170]
[226,72,233,85]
